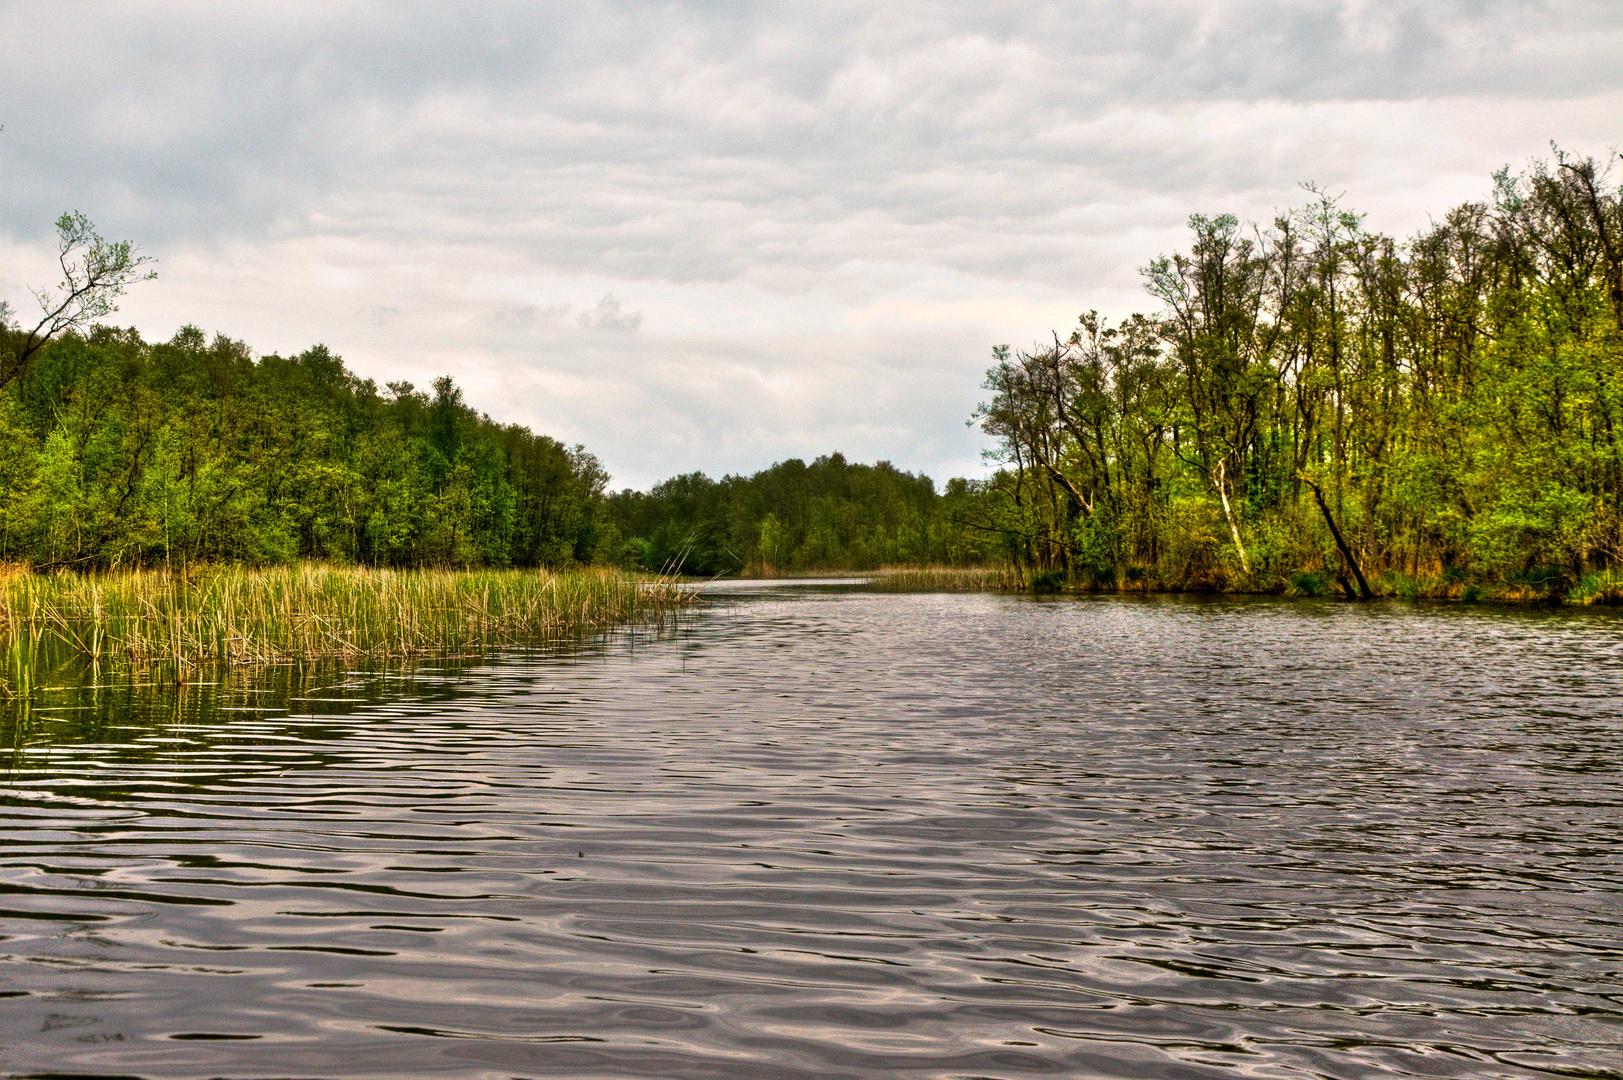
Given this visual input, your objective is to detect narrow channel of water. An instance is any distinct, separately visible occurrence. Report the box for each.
[3,586,1621,1078]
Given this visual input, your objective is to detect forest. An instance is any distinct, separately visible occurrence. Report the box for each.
[0,315,990,574]
[3,149,1620,600]
[0,325,609,568]
[602,456,995,577]
[965,150,1623,600]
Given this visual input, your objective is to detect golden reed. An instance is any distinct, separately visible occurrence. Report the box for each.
[0,563,700,669]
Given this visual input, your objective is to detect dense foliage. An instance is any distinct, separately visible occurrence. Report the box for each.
[0,325,608,568]
[603,454,997,576]
[969,151,1623,598]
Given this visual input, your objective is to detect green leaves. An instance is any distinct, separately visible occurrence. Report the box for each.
[968,147,1623,597]
[0,330,608,570]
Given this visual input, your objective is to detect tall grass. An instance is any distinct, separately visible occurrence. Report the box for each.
[0,564,700,673]
[866,565,1026,592]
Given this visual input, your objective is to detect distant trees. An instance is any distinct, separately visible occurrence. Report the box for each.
[602,454,999,576]
[11,151,1622,593]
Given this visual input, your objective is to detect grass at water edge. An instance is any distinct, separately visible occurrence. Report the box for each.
[0,564,700,688]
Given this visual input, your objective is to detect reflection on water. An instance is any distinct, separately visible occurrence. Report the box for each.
[3,590,1622,1079]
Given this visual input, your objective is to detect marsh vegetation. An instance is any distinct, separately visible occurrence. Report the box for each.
[0,564,697,693]
[865,565,1029,592]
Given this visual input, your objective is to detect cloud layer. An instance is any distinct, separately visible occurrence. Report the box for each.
[3,1,1620,486]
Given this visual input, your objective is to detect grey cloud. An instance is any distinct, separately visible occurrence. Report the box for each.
[487,302,573,330]
[357,305,402,326]
[482,321,993,489]
[480,297,640,334]
[580,295,642,332]
[5,1,1616,248]
[1,0,1618,488]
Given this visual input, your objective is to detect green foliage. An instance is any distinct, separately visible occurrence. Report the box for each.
[0,327,605,569]
[1030,569,1067,593]
[1568,570,1623,605]
[604,453,1004,576]
[964,148,1623,602]
[1287,571,1331,598]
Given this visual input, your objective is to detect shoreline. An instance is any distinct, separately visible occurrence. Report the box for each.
[729,565,1623,606]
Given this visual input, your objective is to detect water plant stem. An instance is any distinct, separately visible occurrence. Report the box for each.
[0,564,699,670]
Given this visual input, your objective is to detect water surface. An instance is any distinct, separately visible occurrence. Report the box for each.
[4,587,1622,1078]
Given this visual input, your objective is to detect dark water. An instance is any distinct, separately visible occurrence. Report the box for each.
[4,585,1622,1079]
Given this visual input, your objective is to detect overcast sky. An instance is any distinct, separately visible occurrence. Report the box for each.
[2,1,1619,488]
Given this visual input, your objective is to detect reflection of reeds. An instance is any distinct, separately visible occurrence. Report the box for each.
[0,565,700,670]
[866,565,1025,592]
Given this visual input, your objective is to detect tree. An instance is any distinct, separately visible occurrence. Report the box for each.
[1143,213,1275,575]
[1,213,156,390]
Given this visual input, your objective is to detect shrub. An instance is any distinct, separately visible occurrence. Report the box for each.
[1031,569,1067,593]
[1567,570,1623,606]
[1286,571,1331,598]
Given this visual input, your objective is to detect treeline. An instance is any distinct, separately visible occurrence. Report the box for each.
[603,454,997,576]
[0,317,990,576]
[968,150,1623,598]
[0,325,608,568]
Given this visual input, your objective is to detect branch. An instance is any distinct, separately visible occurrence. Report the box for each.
[1,212,156,388]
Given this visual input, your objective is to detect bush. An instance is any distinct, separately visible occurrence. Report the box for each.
[1081,562,1117,589]
[1286,571,1330,598]
[1505,562,1572,600]
[1031,569,1067,593]
[1567,570,1623,605]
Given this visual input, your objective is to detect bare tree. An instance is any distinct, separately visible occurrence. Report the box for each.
[1,212,156,389]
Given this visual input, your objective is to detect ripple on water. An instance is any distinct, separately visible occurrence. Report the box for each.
[3,590,1622,1078]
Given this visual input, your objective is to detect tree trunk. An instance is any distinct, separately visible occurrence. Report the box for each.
[1302,475,1375,599]
[1214,459,1250,575]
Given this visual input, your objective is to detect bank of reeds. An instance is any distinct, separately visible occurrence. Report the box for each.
[0,564,700,675]
[866,565,1026,592]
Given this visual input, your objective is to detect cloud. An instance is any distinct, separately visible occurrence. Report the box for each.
[580,295,642,333]
[487,302,573,330]
[1,0,1619,486]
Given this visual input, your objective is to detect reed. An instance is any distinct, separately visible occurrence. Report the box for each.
[866,565,1026,592]
[0,564,700,672]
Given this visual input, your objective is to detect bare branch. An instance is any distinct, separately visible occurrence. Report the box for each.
[1,212,156,389]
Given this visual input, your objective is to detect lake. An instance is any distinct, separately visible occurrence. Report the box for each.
[3,584,1621,1079]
